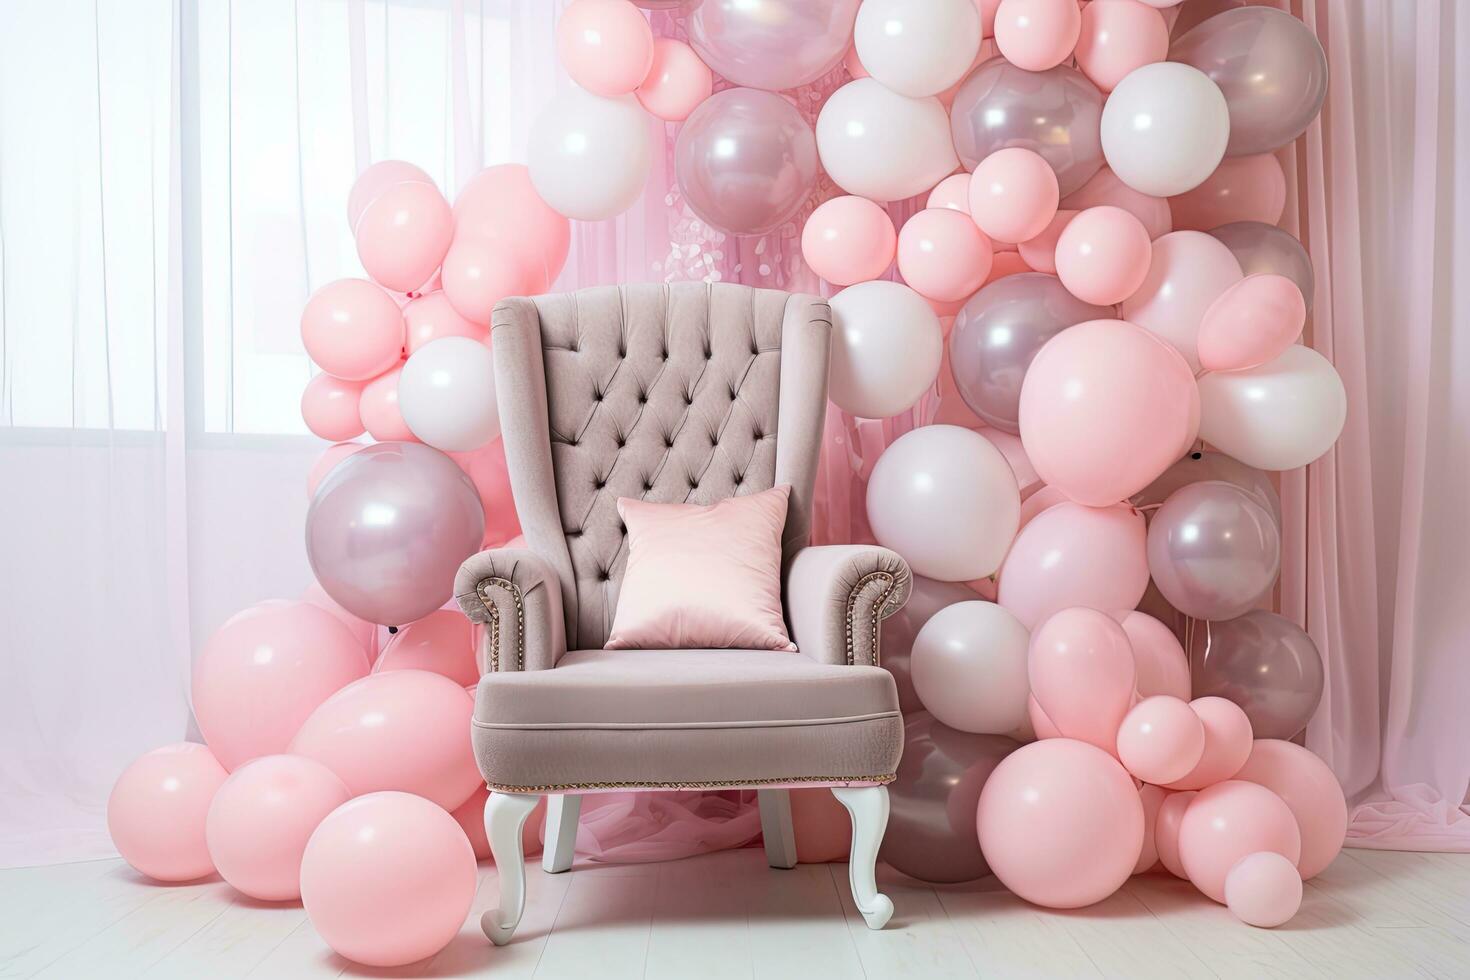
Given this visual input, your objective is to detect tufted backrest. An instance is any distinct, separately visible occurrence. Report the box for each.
[490,283,832,651]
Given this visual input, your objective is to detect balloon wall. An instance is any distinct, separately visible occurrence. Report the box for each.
[108,0,1348,962]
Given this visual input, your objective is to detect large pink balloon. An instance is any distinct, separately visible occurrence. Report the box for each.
[1062,166,1172,241]
[403,291,488,355]
[1054,205,1152,306]
[1169,154,1286,232]
[300,279,405,381]
[358,364,418,443]
[1027,608,1137,754]
[108,743,228,882]
[1119,610,1191,700]
[440,236,531,325]
[453,164,571,292]
[977,738,1144,908]
[373,608,478,689]
[347,160,433,231]
[290,669,480,812]
[1234,739,1347,879]
[1074,0,1168,92]
[555,0,654,97]
[449,439,523,548]
[636,38,713,121]
[1196,273,1306,373]
[1178,780,1301,903]
[300,792,477,967]
[355,181,454,293]
[1116,695,1206,785]
[205,755,351,900]
[998,501,1150,629]
[193,601,370,770]
[1164,696,1254,791]
[1120,230,1243,372]
[802,195,897,286]
[1017,319,1199,505]
[302,580,377,658]
[897,208,994,302]
[301,373,366,442]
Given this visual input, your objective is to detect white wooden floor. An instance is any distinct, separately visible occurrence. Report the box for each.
[2,847,1467,979]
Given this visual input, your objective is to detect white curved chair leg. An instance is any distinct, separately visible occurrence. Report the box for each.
[831,786,894,930]
[541,793,581,874]
[482,791,540,946]
[758,789,798,869]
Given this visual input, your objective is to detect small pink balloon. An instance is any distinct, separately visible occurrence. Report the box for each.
[1135,783,1168,874]
[403,291,489,355]
[355,181,454,293]
[1074,0,1168,92]
[1062,165,1172,240]
[1234,739,1347,879]
[301,373,366,442]
[994,0,1082,71]
[970,147,1060,244]
[1196,273,1306,373]
[635,37,712,121]
[205,755,351,901]
[983,249,1036,285]
[556,0,655,98]
[1165,696,1254,791]
[301,279,405,381]
[801,196,897,286]
[1055,205,1153,305]
[307,442,364,500]
[108,743,228,882]
[1119,610,1191,701]
[897,208,994,302]
[998,501,1150,630]
[347,160,433,231]
[1117,695,1207,785]
[290,669,480,812]
[1027,607,1138,754]
[1154,789,1196,878]
[1169,154,1287,232]
[454,164,570,291]
[194,601,370,770]
[1225,851,1304,927]
[1016,209,1076,275]
[358,364,418,443]
[300,792,477,967]
[441,237,531,324]
[1178,780,1302,903]
[448,440,523,548]
[927,173,972,212]
[303,580,378,659]
[373,608,478,688]
[978,738,1144,908]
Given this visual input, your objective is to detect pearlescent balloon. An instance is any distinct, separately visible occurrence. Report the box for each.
[306,443,485,626]
[1133,450,1281,530]
[880,712,1020,883]
[949,273,1113,433]
[688,0,860,92]
[674,88,818,236]
[1146,480,1280,621]
[950,57,1106,196]
[1196,611,1324,740]
[881,577,984,715]
[1210,221,1315,313]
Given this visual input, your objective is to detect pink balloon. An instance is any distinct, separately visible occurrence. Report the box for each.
[358,364,418,443]
[300,279,405,381]
[453,164,570,291]
[300,792,477,967]
[1178,780,1301,903]
[1074,0,1168,92]
[1062,165,1172,240]
[1117,695,1206,785]
[843,42,869,80]
[448,440,523,548]
[302,581,378,660]
[1119,610,1191,700]
[970,147,1060,244]
[347,160,433,231]
[1169,154,1287,232]
[926,173,972,212]
[1196,273,1306,373]
[301,373,366,442]
[897,208,994,302]
[205,755,351,900]
[441,236,532,325]
[290,669,480,811]
[1027,608,1138,754]
[999,501,1150,629]
[355,181,454,293]
[1120,230,1244,372]
[451,786,546,862]
[977,0,1003,36]
[373,608,478,688]
[976,427,1041,495]
[1135,782,1168,874]
[983,249,1036,285]
[1164,696,1254,791]
[108,743,228,882]
[993,0,1082,71]
[1016,483,1068,532]
[1017,318,1200,505]
[1154,789,1196,878]
[1225,851,1303,927]
[636,38,712,121]
[194,601,370,770]
[801,196,896,286]
[1014,209,1075,275]
[403,291,489,355]
[1027,694,1064,739]
[977,738,1144,908]
[307,442,364,500]
[556,0,655,97]
[1234,739,1347,879]
[1054,205,1153,305]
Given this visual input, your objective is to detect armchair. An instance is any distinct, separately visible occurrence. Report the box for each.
[455,283,911,944]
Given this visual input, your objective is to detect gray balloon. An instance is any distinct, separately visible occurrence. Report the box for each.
[1133,450,1282,530]
[675,88,819,237]
[1147,481,1281,621]
[688,0,860,92]
[1170,7,1328,157]
[880,712,1020,884]
[1210,221,1315,313]
[948,273,1113,433]
[950,57,1105,196]
[1196,610,1324,739]
[881,576,982,715]
[306,442,485,627]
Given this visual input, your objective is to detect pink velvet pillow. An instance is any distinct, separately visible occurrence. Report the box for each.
[605,485,796,651]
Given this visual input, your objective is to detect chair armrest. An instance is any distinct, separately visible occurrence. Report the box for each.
[784,545,912,667]
[454,549,566,673]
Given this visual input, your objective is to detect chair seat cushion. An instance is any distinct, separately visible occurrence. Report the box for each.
[471,649,902,792]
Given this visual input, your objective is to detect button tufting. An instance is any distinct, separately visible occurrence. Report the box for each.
[664,435,674,448]
[615,435,626,448]
[598,570,609,582]
[593,391,603,402]
[642,479,653,491]
[637,392,647,404]
[594,479,605,490]
[683,392,694,405]
[619,524,626,535]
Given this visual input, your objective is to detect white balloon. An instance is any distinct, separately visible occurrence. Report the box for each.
[1198,345,1346,471]
[866,424,1021,580]
[829,281,943,419]
[1120,230,1243,373]
[853,0,982,98]
[398,336,500,452]
[1100,62,1230,197]
[528,88,651,221]
[912,601,1031,734]
[816,79,959,202]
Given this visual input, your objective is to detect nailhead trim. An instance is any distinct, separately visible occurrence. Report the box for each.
[484,773,897,793]
[475,576,526,672]
[844,571,897,667]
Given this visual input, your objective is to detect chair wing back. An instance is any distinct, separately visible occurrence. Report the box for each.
[490,282,832,651]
